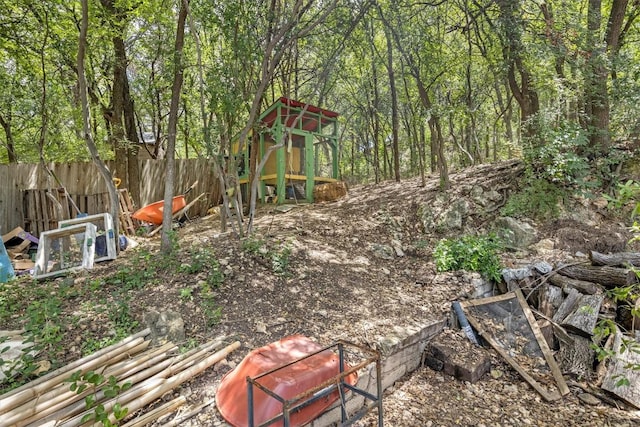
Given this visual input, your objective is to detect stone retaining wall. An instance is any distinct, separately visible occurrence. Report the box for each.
[312,319,446,426]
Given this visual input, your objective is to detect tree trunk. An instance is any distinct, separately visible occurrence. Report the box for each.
[496,0,540,141]
[78,0,120,250]
[160,0,188,253]
[548,273,604,295]
[585,0,611,155]
[0,113,17,163]
[370,34,381,184]
[123,75,141,208]
[382,22,400,182]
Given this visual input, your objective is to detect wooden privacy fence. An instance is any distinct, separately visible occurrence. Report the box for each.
[0,158,220,237]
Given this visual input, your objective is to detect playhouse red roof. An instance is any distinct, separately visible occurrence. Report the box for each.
[260,97,339,132]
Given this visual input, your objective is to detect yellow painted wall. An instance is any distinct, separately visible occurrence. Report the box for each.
[264,141,302,175]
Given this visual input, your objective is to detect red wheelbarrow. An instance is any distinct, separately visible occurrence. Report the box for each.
[131,195,186,225]
[132,182,198,225]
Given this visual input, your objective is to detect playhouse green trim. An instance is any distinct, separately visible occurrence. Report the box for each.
[244,97,339,204]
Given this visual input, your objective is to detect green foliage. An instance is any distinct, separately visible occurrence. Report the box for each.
[603,180,640,219]
[527,120,592,188]
[199,279,222,328]
[241,237,265,256]
[179,287,193,301]
[433,234,503,282]
[592,283,640,385]
[271,246,291,276]
[66,370,131,427]
[242,237,292,276]
[501,177,566,221]
[81,299,138,356]
[105,260,156,291]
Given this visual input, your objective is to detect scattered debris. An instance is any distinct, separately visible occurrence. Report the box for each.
[459,290,569,401]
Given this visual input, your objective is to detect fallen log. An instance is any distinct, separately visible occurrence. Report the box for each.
[556,263,637,288]
[590,251,640,267]
[538,284,563,318]
[560,293,604,337]
[552,288,581,324]
[548,273,603,296]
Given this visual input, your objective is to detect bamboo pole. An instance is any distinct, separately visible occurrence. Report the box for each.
[120,395,186,427]
[105,342,176,378]
[165,337,227,375]
[0,336,147,415]
[101,341,240,426]
[163,396,216,427]
[0,329,149,402]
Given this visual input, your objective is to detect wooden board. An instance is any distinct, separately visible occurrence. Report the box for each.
[461,290,569,400]
[118,189,138,236]
[601,332,640,408]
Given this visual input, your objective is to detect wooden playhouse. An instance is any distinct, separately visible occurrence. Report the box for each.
[237,97,340,204]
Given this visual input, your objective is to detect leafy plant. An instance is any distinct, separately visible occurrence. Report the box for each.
[66,370,131,427]
[271,245,291,276]
[241,237,265,255]
[179,287,193,301]
[433,234,503,282]
[525,119,591,188]
[501,177,566,221]
[242,237,292,275]
[179,247,217,275]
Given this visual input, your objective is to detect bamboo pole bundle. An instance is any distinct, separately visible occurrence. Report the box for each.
[164,338,227,376]
[0,336,147,415]
[15,356,176,426]
[58,377,167,427]
[0,329,149,404]
[104,342,177,379]
[1,333,237,427]
[60,337,230,427]
[101,340,240,426]
[7,341,169,426]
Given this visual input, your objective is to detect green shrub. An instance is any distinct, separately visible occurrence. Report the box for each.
[433,234,503,282]
[501,178,566,221]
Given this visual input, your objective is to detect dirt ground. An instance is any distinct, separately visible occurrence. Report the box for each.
[4,160,640,426]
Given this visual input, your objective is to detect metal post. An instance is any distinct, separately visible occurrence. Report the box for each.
[376,358,383,427]
[338,343,347,423]
[247,377,255,427]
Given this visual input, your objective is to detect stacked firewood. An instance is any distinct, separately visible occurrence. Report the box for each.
[0,329,240,426]
[528,251,640,408]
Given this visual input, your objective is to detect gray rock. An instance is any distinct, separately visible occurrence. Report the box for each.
[371,243,395,260]
[144,310,185,346]
[493,216,537,249]
[441,199,471,231]
[577,392,601,406]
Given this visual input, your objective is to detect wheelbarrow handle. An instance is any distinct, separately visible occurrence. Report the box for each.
[184,180,198,195]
